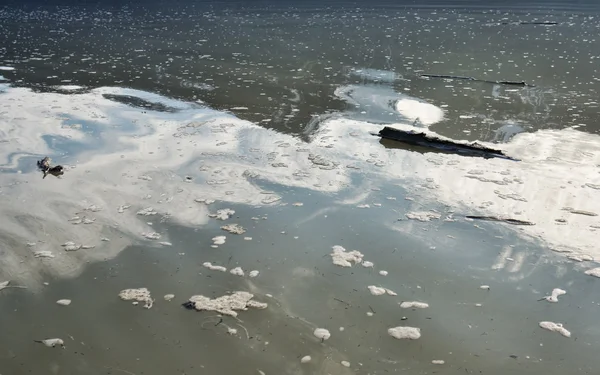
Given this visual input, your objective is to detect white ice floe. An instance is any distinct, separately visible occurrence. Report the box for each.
[379,270,388,276]
[480,285,490,290]
[388,326,421,340]
[137,207,158,216]
[203,262,227,272]
[34,251,54,258]
[249,270,260,278]
[362,261,374,268]
[119,288,153,309]
[230,267,245,276]
[543,288,566,303]
[341,361,350,367]
[432,360,445,365]
[539,321,571,338]
[330,245,364,267]
[405,211,441,222]
[584,268,600,278]
[212,236,226,246]
[400,301,429,309]
[142,232,161,240]
[164,294,175,301]
[186,291,267,317]
[368,286,397,296]
[209,208,235,220]
[56,299,71,306]
[221,224,246,234]
[300,355,311,363]
[313,328,331,340]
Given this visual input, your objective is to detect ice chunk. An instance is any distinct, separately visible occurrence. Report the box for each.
[368,286,397,296]
[203,262,227,272]
[209,209,235,220]
[119,288,153,309]
[379,270,388,276]
[388,326,421,340]
[56,299,71,306]
[164,294,175,301]
[330,245,364,267]
[212,236,226,245]
[300,355,311,363]
[405,211,441,222]
[584,267,600,278]
[249,270,260,278]
[230,267,245,276]
[400,301,429,309]
[186,291,267,317]
[313,328,331,340]
[34,251,54,258]
[221,224,246,234]
[539,321,571,338]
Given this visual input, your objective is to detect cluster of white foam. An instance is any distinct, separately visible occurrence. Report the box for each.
[186,291,267,317]
[119,288,153,309]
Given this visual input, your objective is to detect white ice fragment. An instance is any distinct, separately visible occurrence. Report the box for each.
[341,361,350,367]
[480,285,490,290]
[362,261,374,268]
[117,204,131,213]
[0,280,9,291]
[138,175,152,181]
[544,288,566,303]
[539,321,571,338]
[230,267,245,276]
[249,270,260,278]
[62,241,82,251]
[292,202,304,207]
[164,294,175,301]
[405,211,441,222]
[56,299,71,306]
[159,241,172,246]
[227,327,238,335]
[400,301,429,309]
[300,355,311,363]
[584,267,600,278]
[0,66,15,71]
[330,245,364,267]
[142,232,161,240]
[379,270,388,276]
[388,326,421,340]
[34,251,54,258]
[119,288,153,309]
[357,204,370,208]
[203,262,227,272]
[186,291,267,316]
[221,224,246,234]
[244,237,252,241]
[137,207,158,216]
[212,236,226,245]
[35,338,64,348]
[432,360,445,365]
[313,328,331,340]
[368,286,386,296]
[209,208,235,220]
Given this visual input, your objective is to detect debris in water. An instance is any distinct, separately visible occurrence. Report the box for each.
[221,224,246,234]
[203,262,227,272]
[420,73,534,87]
[249,270,260,278]
[368,286,396,296]
[313,328,331,341]
[405,211,441,222]
[539,321,571,338]
[212,236,226,246]
[301,355,312,363]
[164,294,175,301]
[230,267,245,276]
[400,301,429,309]
[56,299,71,306]
[37,157,65,179]
[34,251,54,258]
[466,215,534,226]
[388,326,421,340]
[183,291,267,317]
[330,245,364,267]
[209,209,235,220]
[34,338,65,348]
[543,288,566,303]
[584,268,600,278]
[142,232,161,240]
[119,288,153,309]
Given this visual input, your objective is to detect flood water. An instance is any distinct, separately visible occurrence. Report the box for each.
[1,1,600,374]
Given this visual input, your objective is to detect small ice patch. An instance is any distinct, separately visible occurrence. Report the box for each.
[539,321,571,338]
[186,291,267,316]
[379,270,388,276]
[34,251,54,258]
[368,286,397,296]
[230,267,245,276]
[388,326,421,340]
[432,360,445,365]
[584,267,600,278]
[544,288,566,303]
[159,241,172,246]
[0,66,15,71]
[119,288,153,309]
[212,236,226,245]
[209,209,235,220]
[227,327,237,335]
[249,270,260,278]
[400,301,429,309]
[137,207,158,216]
[203,262,227,272]
[330,245,364,267]
[292,202,304,207]
[362,261,374,268]
[221,224,246,234]
[301,355,311,363]
[313,328,331,340]
[142,232,161,240]
[56,299,71,306]
[62,241,82,251]
[164,294,175,301]
[405,211,441,222]
[341,361,350,368]
[480,285,490,290]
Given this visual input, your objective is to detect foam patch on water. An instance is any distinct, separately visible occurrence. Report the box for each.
[203,262,227,272]
[186,291,267,317]
[330,245,364,267]
[539,321,571,337]
[399,301,429,309]
[119,288,153,309]
[388,326,421,340]
[395,98,445,126]
[313,328,331,340]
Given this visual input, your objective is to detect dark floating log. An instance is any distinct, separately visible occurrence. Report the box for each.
[499,21,558,25]
[420,74,534,87]
[377,126,519,161]
[466,215,535,226]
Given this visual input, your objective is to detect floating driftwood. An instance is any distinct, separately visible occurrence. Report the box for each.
[377,127,519,161]
[420,74,533,87]
[466,215,534,226]
[498,21,558,26]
